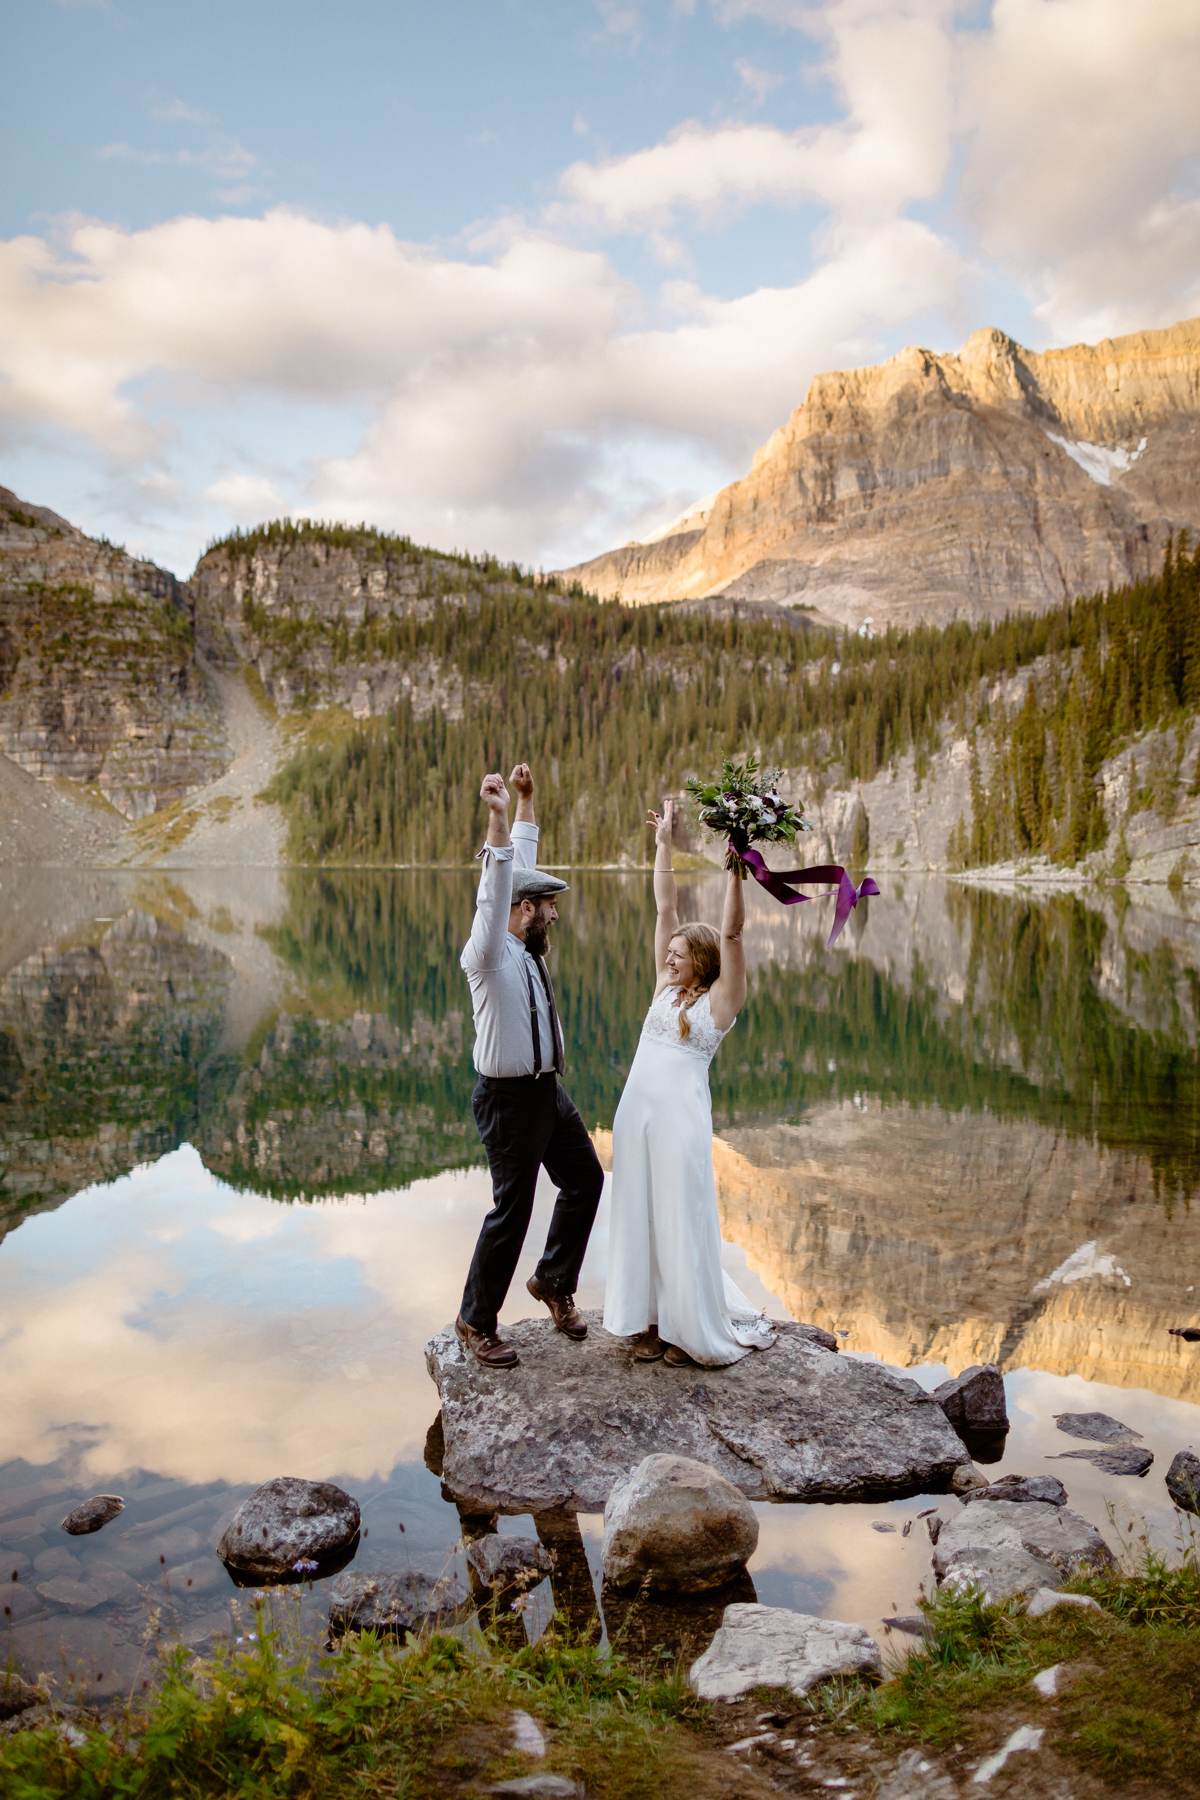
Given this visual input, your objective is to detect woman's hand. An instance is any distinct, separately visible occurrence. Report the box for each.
[647,798,676,847]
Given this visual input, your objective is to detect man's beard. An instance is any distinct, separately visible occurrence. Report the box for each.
[525,919,550,957]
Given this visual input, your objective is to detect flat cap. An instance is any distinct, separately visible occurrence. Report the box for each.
[512,866,570,902]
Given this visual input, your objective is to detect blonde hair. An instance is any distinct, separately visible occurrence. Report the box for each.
[671,922,721,1039]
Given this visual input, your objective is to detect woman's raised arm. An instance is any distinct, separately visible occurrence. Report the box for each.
[708,866,747,1030]
[649,799,679,985]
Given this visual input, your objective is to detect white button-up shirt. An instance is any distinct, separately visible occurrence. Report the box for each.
[461,820,563,1078]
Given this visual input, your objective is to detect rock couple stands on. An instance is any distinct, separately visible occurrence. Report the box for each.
[423,1314,970,1512]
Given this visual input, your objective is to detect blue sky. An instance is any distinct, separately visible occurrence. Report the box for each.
[3,0,1198,575]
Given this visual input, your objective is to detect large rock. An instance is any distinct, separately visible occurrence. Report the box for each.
[424,1316,966,1511]
[60,1494,124,1535]
[216,1477,360,1581]
[932,1499,1115,1602]
[689,1603,882,1700]
[328,1569,467,1638]
[1166,1448,1200,1515]
[601,1454,758,1594]
[933,1365,1008,1434]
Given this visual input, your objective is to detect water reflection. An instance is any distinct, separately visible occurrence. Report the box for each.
[1,869,1198,1692]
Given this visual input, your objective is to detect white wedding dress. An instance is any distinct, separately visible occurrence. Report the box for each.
[603,984,777,1366]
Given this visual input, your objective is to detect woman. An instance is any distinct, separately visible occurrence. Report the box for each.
[603,798,776,1367]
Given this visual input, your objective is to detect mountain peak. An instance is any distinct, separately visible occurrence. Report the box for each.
[557,314,1200,630]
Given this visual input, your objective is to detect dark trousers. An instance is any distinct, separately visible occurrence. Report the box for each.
[461,1074,604,1335]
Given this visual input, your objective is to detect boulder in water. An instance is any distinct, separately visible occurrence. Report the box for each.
[601,1454,758,1594]
[217,1477,360,1581]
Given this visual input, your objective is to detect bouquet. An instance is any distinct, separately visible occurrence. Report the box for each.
[685,755,811,876]
[684,753,878,945]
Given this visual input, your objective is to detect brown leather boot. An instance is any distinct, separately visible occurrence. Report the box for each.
[632,1328,666,1362]
[526,1274,587,1340]
[455,1316,519,1368]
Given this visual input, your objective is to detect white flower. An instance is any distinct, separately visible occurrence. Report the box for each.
[747,796,764,812]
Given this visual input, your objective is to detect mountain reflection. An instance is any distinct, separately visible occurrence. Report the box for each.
[1,872,1197,1394]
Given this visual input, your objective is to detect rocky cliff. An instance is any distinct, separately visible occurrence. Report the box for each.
[560,316,1200,630]
[191,525,527,718]
[0,488,227,818]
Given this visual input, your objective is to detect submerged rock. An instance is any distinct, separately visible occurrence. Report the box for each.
[689,1603,881,1700]
[961,1474,1069,1507]
[601,1454,758,1594]
[425,1315,966,1511]
[1053,1411,1141,1445]
[0,1672,46,1721]
[60,1495,124,1536]
[950,1462,989,1495]
[328,1569,467,1637]
[466,1534,554,1592]
[1053,1445,1153,1477]
[932,1499,1115,1602]
[1166,1448,1200,1516]
[217,1477,360,1580]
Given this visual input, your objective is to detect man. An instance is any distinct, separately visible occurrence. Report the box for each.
[456,762,604,1369]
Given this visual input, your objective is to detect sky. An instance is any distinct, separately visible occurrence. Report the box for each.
[2,0,1199,577]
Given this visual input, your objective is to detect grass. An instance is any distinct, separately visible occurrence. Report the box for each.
[0,1605,751,1800]
[125,799,200,861]
[800,1544,1200,1791]
[4,1548,1197,1797]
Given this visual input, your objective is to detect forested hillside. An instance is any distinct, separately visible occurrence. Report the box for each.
[263,533,1200,870]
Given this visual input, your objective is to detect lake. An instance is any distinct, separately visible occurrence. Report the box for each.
[1,865,1198,1699]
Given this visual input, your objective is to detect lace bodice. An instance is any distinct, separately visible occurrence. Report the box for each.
[638,985,734,1063]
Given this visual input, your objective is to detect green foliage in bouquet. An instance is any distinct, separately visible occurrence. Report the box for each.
[685,754,811,874]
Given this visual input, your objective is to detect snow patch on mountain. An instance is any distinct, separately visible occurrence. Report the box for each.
[1046,433,1148,486]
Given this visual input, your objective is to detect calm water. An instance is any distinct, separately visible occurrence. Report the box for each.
[1,866,1198,1699]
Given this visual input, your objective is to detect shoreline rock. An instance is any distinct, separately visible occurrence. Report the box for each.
[932,1498,1115,1602]
[689,1604,882,1701]
[1165,1448,1200,1515]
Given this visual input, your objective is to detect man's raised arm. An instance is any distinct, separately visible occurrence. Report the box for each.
[463,773,515,972]
[510,762,539,870]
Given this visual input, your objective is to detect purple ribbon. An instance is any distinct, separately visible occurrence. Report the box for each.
[733,842,880,946]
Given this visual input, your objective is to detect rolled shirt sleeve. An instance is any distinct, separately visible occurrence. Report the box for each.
[462,842,515,973]
[511,819,539,869]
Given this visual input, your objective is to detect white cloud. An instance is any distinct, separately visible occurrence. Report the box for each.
[557,4,954,231]
[149,97,217,127]
[97,138,260,184]
[0,197,969,566]
[959,0,1200,340]
[206,471,290,522]
[7,0,1197,574]
[736,57,785,103]
[594,0,644,41]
